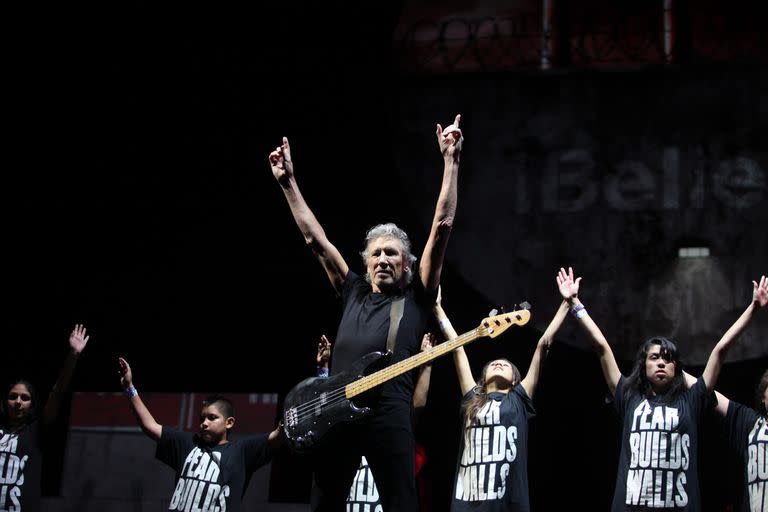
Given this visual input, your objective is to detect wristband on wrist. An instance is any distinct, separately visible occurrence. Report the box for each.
[124,384,138,398]
[317,366,329,378]
[438,318,453,331]
[570,304,588,319]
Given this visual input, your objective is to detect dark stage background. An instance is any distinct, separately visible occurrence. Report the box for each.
[4,1,767,510]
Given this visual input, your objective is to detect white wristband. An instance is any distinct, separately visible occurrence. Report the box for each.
[124,384,138,398]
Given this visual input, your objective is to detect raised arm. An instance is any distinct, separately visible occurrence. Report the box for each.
[118,357,162,441]
[419,115,463,293]
[559,267,622,396]
[316,334,331,378]
[42,324,90,425]
[434,287,476,396]
[701,275,767,392]
[269,137,349,294]
[413,333,436,414]
[519,296,570,399]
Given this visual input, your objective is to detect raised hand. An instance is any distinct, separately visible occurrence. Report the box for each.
[421,332,436,352]
[753,275,768,307]
[69,324,90,355]
[436,114,463,161]
[118,357,133,389]
[316,335,332,366]
[557,266,582,302]
[268,136,294,184]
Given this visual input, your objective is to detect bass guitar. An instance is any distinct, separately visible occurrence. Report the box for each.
[282,308,530,452]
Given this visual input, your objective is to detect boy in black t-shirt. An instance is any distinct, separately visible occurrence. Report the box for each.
[118,357,283,512]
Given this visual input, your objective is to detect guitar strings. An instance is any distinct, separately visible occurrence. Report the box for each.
[287,317,534,424]
[288,332,477,421]
[287,315,533,425]
[287,312,528,425]
[288,328,485,422]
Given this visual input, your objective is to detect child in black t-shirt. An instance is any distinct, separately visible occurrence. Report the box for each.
[565,267,766,511]
[715,369,768,512]
[1,324,90,512]
[706,276,768,512]
[435,284,570,512]
[118,357,283,512]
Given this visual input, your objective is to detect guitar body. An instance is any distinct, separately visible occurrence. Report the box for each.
[282,351,390,453]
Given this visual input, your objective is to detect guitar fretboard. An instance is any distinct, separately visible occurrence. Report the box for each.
[345,326,490,398]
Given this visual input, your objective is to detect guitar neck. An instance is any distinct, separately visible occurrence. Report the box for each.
[345,326,488,399]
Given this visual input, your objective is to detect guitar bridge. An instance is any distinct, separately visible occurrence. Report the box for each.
[284,407,298,428]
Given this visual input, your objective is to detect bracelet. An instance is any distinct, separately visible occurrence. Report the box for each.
[438,318,453,330]
[124,384,138,398]
[570,304,588,319]
[317,367,329,378]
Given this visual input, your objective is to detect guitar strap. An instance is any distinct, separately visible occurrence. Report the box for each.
[386,296,405,353]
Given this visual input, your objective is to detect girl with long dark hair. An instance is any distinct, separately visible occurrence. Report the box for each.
[565,267,766,511]
[0,324,90,512]
[435,277,571,512]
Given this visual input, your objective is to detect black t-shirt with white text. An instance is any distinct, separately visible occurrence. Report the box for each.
[347,455,382,511]
[724,401,768,512]
[612,376,711,511]
[451,385,536,512]
[0,421,42,512]
[155,427,271,512]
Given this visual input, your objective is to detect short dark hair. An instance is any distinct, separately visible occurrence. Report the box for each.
[202,395,234,419]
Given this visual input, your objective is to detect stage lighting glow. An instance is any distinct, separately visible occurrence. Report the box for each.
[678,247,710,258]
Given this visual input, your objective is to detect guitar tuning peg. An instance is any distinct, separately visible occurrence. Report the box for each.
[488,308,498,316]
[519,301,532,310]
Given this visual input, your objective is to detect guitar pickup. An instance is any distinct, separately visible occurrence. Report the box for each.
[314,392,329,416]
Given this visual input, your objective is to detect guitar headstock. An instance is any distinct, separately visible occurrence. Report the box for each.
[479,308,531,338]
